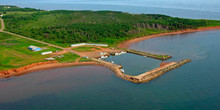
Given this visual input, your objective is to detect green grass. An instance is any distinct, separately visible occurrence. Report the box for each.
[155,55,169,58]
[0,32,61,70]
[79,57,92,62]
[56,52,80,63]
[0,18,1,30]
[200,20,220,27]
[5,11,39,15]
[72,46,101,52]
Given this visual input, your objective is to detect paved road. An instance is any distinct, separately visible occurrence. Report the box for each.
[0,18,81,55]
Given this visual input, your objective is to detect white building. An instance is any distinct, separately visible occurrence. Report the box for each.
[71,43,108,47]
[41,51,52,55]
[28,45,41,51]
[45,57,55,61]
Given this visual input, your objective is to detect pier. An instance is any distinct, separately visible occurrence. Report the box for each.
[92,58,191,83]
[126,49,172,60]
[91,58,122,70]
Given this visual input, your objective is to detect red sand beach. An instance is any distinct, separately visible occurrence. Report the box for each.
[119,26,220,48]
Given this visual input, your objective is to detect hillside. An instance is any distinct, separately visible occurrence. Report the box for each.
[1,5,220,47]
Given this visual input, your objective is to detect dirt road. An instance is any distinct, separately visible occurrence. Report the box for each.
[0,18,4,31]
[0,18,81,55]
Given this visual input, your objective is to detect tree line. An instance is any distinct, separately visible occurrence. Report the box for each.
[2,7,212,46]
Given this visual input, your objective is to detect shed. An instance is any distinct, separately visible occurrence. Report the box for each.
[71,43,108,47]
[41,51,52,55]
[45,57,55,61]
[28,45,41,51]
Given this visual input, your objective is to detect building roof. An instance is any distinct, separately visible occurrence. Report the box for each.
[29,45,40,49]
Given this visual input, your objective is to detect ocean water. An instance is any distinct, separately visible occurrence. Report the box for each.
[1,1,220,110]
[0,0,220,20]
[1,30,220,110]
[103,53,162,76]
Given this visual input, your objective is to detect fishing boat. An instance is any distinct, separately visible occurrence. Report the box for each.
[115,52,121,56]
[120,69,125,73]
[121,51,127,54]
[101,56,108,59]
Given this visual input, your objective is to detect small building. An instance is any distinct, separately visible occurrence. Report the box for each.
[99,52,107,55]
[71,43,86,47]
[28,45,41,51]
[71,43,108,47]
[0,14,3,17]
[41,51,52,55]
[45,57,55,61]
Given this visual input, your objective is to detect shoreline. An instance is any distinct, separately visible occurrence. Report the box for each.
[0,61,99,78]
[1,26,220,79]
[118,26,220,48]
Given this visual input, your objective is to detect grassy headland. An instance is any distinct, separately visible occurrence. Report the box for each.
[1,5,220,47]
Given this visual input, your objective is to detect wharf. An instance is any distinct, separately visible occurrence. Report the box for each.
[92,58,191,83]
[126,49,172,60]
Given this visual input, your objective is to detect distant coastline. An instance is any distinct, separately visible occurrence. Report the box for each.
[119,26,220,48]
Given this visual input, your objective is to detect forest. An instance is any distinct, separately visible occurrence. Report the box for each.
[1,5,220,47]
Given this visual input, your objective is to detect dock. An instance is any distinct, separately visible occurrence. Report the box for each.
[92,58,191,83]
[126,49,172,60]
[91,58,122,69]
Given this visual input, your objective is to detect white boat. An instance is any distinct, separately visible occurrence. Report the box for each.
[111,61,114,64]
[115,51,127,56]
[120,69,125,73]
[115,52,119,56]
[115,52,122,56]
[121,51,127,54]
[101,56,108,59]
[99,52,107,55]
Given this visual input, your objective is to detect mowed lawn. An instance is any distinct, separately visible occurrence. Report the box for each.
[0,32,60,70]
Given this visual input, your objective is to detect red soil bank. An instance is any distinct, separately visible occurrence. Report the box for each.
[119,26,220,48]
[0,61,57,75]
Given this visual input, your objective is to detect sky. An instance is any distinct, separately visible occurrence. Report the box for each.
[1,0,220,12]
[1,0,220,20]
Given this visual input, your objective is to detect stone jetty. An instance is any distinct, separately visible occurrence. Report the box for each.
[92,58,191,83]
[126,49,172,60]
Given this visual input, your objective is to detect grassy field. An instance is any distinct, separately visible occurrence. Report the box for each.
[200,20,220,28]
[0,32,61,70]
[72,46,101,52]
[156,55,169,58]
[79,57,92,62]
[56,52,80,63]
